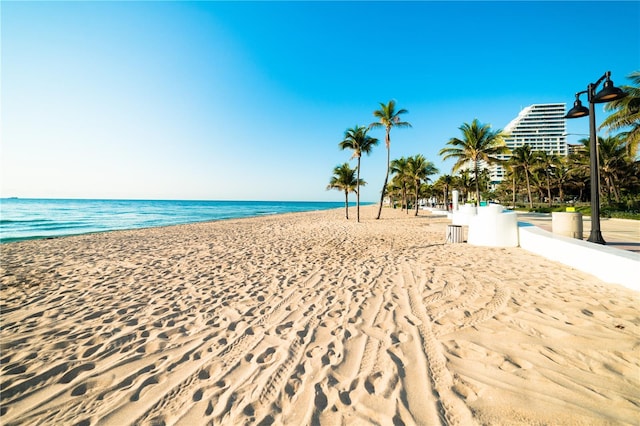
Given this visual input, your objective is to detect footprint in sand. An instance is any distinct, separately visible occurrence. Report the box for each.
[4,363,27,375]
[314,384,328,410]
[275,321,294,335]
[58,363,96,384]
[82,343,103,358]
[256,347,277,364]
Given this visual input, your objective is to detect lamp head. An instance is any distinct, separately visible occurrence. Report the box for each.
[593,78,627,103]
[565,97,589,119]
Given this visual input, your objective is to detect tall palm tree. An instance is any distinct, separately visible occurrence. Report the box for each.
[579,135,630,204]
[552,157,573,204]
[370,100,412,219]
[503,164,520,208]
[456,169,473,203]
[473,168,493,201]
[566,151,590,202]
[390,157,411,213]
[407,154,439,215]
[327,163,362,219]
[533,151,560,207]
[339,125,379,222]
[439,119,509,206]
[600,71,640,158]
[510,144,537,209]
[386,179,403,209]
[437,174,453,210]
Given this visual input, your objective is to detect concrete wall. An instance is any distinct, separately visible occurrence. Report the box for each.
[518,222,640,292]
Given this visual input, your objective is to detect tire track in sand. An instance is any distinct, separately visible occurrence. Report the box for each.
[400,261,477,426]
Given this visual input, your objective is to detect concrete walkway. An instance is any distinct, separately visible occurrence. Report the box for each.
[516,213,640,254]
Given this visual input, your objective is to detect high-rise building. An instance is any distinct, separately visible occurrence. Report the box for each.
[491,103,567,183]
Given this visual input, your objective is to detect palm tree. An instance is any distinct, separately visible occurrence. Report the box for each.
[390,157,411,212]
[474,168,493,202]
[552,157,573,204]
[407,154,439,215]
[437,174,453,211]
[566,152,590,202]
[533,151,560,207]
[339,125,379,222]
[327,163,362,219]
[579,135,630,204]
[439,119,509,206]
[386,179,403,209]
[370,100,412,219]
[510,145,537,209]
[503,164,520,207]
[456,169,474,203]
[601,71,640,158]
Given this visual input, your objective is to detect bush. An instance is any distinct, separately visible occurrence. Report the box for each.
[610,211,640,220]
[530,207,554,213]
[601,207,640,220]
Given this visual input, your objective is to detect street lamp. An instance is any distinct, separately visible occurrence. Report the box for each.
[564,71,626,244]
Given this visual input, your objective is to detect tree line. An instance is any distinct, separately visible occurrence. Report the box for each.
[328,71,639,220]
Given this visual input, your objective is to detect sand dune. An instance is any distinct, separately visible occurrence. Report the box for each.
[1,205,638,425]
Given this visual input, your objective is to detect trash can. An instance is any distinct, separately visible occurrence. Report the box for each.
[446,225,464,243]
[552,212,583,239]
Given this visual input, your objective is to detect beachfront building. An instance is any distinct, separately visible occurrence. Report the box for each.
[490,103,567,184]
[568,143,587,156]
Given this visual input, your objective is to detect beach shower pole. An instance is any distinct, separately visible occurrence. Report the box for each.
[564,71,626,245]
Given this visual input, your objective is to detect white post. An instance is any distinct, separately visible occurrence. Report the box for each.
[452,190,459,211]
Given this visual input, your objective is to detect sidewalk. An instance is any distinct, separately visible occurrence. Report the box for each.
[516,213,640,254]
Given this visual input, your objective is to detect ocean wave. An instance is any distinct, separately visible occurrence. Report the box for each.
[0,199,352,243]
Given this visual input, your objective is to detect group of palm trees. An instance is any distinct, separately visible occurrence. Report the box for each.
[328,71,639,221]
[328,100,416,222]
[500,134,638,210]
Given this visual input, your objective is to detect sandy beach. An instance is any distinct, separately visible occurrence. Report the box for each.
[1,205,638,425]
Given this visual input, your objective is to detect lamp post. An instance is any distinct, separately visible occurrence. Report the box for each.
[564,71,626,244]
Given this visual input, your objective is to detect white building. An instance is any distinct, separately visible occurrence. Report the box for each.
[491,103,567,183]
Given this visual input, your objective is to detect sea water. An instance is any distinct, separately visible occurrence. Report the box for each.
[0,199,360,243]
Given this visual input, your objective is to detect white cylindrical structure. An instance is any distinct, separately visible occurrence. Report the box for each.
[467,205,519,247]
[552,212,583,239]
[452,190,459,211]
[452,204,477,226]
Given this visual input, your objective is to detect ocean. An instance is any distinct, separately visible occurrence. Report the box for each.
[0,198,361,243]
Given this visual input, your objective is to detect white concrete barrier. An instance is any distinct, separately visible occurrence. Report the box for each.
[452,204,477,226]
[467,205,519,247]
[424,207,449,217]
[518,222,640,292]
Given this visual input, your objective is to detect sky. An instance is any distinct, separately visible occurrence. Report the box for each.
[1,1,639,202]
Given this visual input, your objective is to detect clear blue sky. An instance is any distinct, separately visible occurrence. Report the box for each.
[2,1,638,202]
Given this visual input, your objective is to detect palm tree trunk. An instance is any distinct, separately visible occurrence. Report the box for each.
[376,129,391,220]
[376,162,388,219]
[525,170,533,209]
[402,185,407,212]
[511,174,516,207]
[613,179,621,203]
[546,174,552,207]
[356,157,361,223]
[444,183,449,212]
[414,179,420,216]
[344,190,349,219]
[404,185,409,214]
[474,162,480,207]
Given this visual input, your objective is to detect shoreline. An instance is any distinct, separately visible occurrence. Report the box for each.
[1,205,638,425]
[1,199,374,244]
